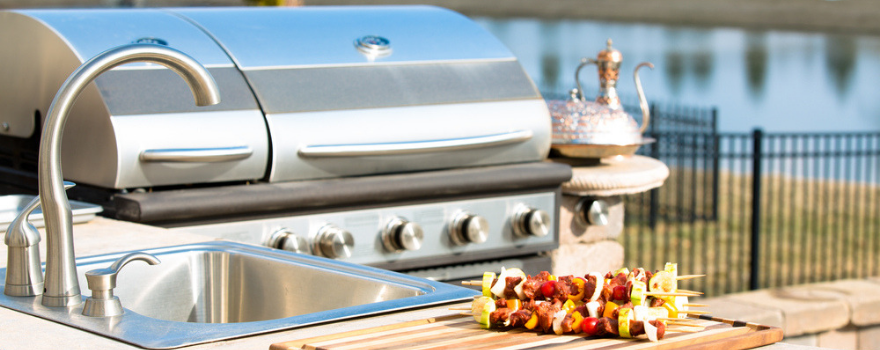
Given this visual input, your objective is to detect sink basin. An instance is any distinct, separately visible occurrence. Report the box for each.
[0,241,477,348]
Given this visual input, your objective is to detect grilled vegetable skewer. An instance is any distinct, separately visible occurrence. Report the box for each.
[458,263,704,342]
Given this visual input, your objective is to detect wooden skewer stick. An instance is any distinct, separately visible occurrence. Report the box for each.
[460,312,476,317]
[449,307,471,311]
[683,303,709,307]
[676,289,704,295]
[461,281,482,286]
[657,317,699,323]
[676,274,705,280]
[665,321,705,328]
[680,310,709,315]
[644,292,701,297]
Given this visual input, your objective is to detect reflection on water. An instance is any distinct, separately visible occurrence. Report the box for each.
[825,35,857,98]
[540,21,562,89]
[475,17,880,132]
[745,33,768,100]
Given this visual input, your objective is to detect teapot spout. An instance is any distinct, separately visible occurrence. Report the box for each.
[634,62,654,134]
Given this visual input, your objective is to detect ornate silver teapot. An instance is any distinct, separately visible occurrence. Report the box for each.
[548,39,654,158]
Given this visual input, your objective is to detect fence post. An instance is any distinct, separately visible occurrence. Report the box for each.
[750,128,764,290]
[648,103,659,230]
[711,108,720,221]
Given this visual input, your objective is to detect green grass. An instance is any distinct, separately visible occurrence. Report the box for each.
[620,169,880,297]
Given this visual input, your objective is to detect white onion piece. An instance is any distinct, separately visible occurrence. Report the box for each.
[552,310,567,335]
[514,281,526,300]
[588,272,603,301]
[586,301,600,318]
[490,267,508,298]
[675,296,689,319]
[644,320,659,342]
[633,305,648,322]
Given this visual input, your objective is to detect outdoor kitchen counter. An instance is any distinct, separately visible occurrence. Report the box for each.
[0,217,821,350]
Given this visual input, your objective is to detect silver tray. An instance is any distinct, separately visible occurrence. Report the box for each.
[0,195,102,232]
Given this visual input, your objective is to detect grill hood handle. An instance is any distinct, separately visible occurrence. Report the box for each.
[297,130,533,158]
[140,146,253,163]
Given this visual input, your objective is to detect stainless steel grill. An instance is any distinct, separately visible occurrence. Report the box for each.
[0,6,570,280]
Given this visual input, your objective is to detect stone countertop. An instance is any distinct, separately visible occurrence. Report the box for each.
[0,217,817,350]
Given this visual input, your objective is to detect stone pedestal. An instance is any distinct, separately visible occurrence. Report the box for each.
[547,155,669,275]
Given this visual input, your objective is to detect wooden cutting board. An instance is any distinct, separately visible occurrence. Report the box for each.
[270,313,783,350]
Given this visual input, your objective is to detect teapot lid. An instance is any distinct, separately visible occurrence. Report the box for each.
[596,39,623,65]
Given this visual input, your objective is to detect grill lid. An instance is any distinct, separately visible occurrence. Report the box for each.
[173,6,551,183]
[0,6,550,188]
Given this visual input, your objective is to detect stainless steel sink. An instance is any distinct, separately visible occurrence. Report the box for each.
[0,241,477,348]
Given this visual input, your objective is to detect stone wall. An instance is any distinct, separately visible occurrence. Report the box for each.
[702,277,880,350]
[548,194,625,275]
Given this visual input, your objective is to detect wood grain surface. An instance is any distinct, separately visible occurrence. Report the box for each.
[271,313,783,350]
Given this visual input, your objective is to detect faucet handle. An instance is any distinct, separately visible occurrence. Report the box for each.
[3,182,73,296]
[82,252,160,317]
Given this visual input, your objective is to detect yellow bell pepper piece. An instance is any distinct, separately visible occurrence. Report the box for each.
[663,300,679,318]
[524,312,539,330]
[562,299,577,313]
[571,311,585,333]
[548,275,557,281]
[603,301,619,318]
[506,298,522,312]
[568,277,587,301]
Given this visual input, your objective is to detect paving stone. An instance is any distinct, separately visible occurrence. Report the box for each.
[857,324,880,350]
[549,240,623,276]
[558,195,623,244]
[783,334,819,347]
[817,325,859,350]
[726,288,849,337]
[700,295,784,328]
[804,280,880,326]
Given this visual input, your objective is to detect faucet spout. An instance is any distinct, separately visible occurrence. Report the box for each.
[39,43,220,307]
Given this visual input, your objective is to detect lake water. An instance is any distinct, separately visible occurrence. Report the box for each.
[475,18,880,133]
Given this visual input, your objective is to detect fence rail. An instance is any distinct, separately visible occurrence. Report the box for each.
[622,127,880,297]
[542,91,880,297]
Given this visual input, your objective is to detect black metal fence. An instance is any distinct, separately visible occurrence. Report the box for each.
[543,91,880,296]
[623,125,880,297]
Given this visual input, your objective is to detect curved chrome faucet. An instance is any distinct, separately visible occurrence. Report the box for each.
[39,43,220,307]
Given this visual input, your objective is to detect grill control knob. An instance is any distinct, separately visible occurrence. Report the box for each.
[512,206,551,238]
[382,217,424,252]
[449,212,489,245]
[575,199,609,227]
[315,224,355,259]
[265,228,311,255]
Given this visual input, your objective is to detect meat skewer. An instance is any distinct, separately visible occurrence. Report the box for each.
[455,263,704,342]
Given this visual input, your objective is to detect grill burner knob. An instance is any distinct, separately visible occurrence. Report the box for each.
[315,224,355,259]
[265,228,311,255]
[575,199,609,227]
[382,217,424,252]
[512,206,551,238]
[449,212,489,245]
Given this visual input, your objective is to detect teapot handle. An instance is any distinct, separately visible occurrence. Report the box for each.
[634,62,654,134]
[574,57,597,101]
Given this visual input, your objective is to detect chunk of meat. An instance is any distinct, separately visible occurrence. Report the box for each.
[507,309,533,328]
